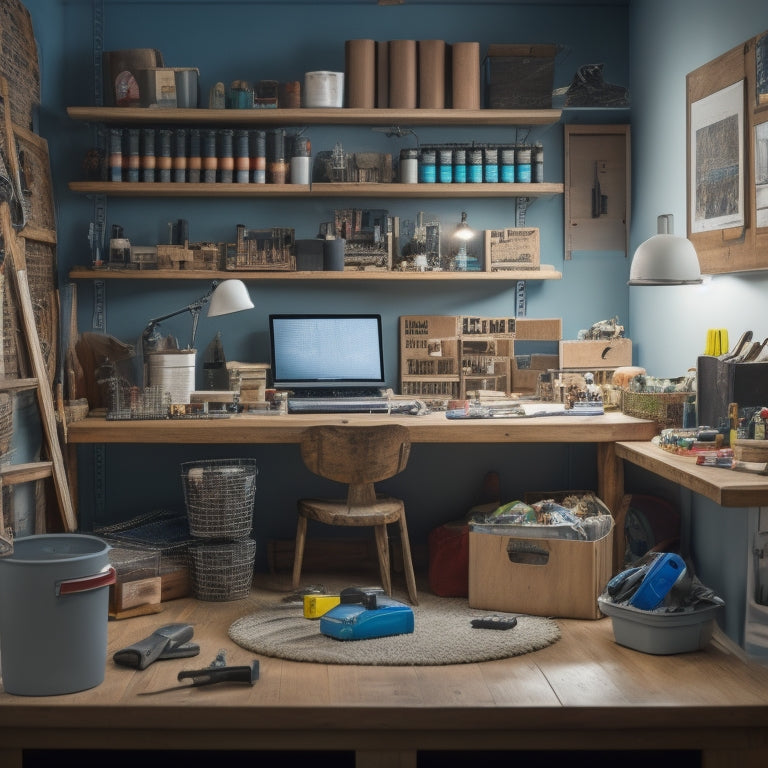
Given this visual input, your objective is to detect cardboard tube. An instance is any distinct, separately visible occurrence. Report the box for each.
[376,41,389,107]
[345,39,376,108]
[451,42,481,109]
[418,40,446,108]
[389,40,417,108]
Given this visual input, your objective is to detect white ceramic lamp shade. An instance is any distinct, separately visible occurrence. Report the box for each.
[628,214,703,286]
[207,279,255,317]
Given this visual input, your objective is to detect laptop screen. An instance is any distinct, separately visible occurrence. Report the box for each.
[269,314,385,389]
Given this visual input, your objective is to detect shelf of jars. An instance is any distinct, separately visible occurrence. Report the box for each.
[67,106,563,127]
[67,180,564,198]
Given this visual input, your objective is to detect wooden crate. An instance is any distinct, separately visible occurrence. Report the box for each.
[560,338,632,369]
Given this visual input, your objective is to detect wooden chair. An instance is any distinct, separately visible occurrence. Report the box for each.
[292,424,419,605]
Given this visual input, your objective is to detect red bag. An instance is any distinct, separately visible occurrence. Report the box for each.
[428,522,469,597]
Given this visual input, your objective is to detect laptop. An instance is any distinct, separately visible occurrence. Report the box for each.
[268,314,387,407]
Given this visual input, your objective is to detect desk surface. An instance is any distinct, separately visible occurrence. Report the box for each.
[67,410,657,445]
[617,440,768,508]
[1,576,767,767]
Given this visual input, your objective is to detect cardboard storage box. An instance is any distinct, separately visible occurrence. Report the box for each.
[559,338,632,369]
[468,519,614,619]
[485,227,540,272]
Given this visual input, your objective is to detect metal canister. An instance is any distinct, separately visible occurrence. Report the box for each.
[467,148,483,183]
[483,147,499,183]
[533,142,544,182]
[399,148,418,183]
[516,145,532,183]
[500,146,516,183]
[438,148,453,183]
[419,148,436,183]
[453,148,467,183]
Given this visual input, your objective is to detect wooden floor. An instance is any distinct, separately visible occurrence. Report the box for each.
[3,573,768,768]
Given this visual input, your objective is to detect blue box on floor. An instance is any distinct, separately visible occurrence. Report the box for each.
[320,596,414,640]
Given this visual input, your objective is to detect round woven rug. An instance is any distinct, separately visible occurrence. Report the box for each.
[228,585,561,666]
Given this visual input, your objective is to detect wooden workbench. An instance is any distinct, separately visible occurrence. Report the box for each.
[1,578,767,768]
[67,410,656,569]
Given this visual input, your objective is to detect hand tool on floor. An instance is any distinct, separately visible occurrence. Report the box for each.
[113,623,200,669]
[138,654,259,695]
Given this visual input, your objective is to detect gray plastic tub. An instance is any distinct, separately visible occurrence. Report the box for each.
[0,534,115,695]
[598,596,721,655]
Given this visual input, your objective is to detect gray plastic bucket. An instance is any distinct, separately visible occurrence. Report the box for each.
[0,534,115,696]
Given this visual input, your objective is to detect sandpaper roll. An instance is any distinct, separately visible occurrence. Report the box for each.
[376,41,389,108]
[345,39,376,108]
[451,41,481,109]
[388,40,418,108]
[418,40,446,108]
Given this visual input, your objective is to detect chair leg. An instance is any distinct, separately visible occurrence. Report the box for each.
[292,513,308,590]
[374,524,392,596]
[398,514,419,606]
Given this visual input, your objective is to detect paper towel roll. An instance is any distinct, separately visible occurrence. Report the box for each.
[451,42,481,109]
[389,40,417,108]
[345,39,376,108]
[418,40,446,109]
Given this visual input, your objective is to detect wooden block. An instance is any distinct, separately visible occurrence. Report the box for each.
[514,318,562,341]
[110,603,164,621]
[161,566,192,602]
[560,339,632,369]
[111,576,162,612]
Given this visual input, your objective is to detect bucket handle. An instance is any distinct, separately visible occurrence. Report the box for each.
[56,565,116,596]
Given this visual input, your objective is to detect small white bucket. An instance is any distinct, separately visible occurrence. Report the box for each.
[304,71,344,108]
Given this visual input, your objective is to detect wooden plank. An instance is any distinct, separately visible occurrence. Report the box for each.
[0,460,52,485]
[1,203,77,531]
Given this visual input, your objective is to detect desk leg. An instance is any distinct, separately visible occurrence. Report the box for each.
[596,442,625,573]
[356,749,417,768]
[1,749,22,768]
[702,747,768,767]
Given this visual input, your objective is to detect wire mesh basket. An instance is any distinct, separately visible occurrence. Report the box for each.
[104,378,170,420]
[620,390,689,433]
[181,459,258,539]
[189,538,256,601]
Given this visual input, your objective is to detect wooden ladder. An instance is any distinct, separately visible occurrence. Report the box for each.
[0,202,77,535]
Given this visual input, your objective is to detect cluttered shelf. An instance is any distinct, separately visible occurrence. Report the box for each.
[67,181,565,199]
[67,266,562,281]
[615,440,768,507]
[66,106,564,127]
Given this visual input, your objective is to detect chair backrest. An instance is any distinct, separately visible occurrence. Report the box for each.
[299,425,411,490]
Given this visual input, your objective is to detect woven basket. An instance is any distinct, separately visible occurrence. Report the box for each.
[620,390,689,432]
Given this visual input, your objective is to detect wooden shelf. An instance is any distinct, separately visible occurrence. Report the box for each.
[68,181,564,199]
[67,106,563,127]
[68,267,562,282]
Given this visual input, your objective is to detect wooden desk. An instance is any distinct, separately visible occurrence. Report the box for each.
[67,411,656,569]
[616,441,768,508]
[1,581,767,768]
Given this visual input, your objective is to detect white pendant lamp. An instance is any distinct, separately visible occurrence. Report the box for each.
[627,214,703,286]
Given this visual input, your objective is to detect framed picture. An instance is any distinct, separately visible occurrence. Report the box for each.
[755,120,768,229]
[689,80,745,234]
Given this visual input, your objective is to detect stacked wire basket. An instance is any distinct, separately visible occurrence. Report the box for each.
[181,458,258,601]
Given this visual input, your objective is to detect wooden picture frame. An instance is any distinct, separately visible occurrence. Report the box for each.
[686,29,768,274]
